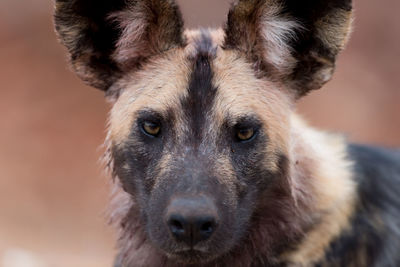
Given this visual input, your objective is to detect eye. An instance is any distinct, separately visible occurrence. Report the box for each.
[142,121,161,137]
[236,127,255,142]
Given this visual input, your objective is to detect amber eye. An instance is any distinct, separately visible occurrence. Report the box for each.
[236,128,255,142]
[142,121,161,137]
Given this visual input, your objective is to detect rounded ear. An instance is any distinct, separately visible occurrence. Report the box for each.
[54,0,185,93]
[224,0,353,97]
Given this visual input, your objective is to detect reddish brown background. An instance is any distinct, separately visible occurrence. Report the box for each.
[0,0,399,266]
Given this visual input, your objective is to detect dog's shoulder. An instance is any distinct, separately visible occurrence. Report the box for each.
[321,144,400,266]
[349,144,400,212]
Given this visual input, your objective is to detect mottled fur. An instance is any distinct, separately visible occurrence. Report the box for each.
[54,0,400,266]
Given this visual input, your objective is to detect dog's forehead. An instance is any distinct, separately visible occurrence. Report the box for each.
[108,29,292,145]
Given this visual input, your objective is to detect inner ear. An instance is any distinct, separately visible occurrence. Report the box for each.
[109,0,186,70]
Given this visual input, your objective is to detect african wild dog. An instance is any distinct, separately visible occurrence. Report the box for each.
[54,0,400,266]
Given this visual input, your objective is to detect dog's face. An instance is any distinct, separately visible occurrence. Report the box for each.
[109,34,293,262]
[55,0,352,264]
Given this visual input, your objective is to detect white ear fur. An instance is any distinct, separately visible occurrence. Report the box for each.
[259,6,302,72]
[224,0,353,97]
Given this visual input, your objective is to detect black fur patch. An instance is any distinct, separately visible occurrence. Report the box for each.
[181,34,218,144]
[319,144,400,266]
[54,0,126,90]
[193,30,218,58]
[283,0,352,95]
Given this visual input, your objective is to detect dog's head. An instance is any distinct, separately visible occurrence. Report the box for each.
[55,0,352,263]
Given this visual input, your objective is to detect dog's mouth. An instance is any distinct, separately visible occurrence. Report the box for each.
[169,248,212,263]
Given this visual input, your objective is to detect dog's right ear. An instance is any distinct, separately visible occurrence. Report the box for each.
[54,0,184,94]
[224,0,353,98]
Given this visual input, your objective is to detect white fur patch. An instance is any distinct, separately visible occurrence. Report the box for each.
[260,4,302,72]
[109,8,149,67]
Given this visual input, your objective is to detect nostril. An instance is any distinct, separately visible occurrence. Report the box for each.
[201,221,213,234]
[168,215,186,238]
[170,219,184,233]
[197,217,217,239]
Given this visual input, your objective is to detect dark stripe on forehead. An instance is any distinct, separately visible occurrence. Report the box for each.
[194,30,217,57]
[181,33,217,144]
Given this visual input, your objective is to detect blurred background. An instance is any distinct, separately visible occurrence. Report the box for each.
[0,0,399,266]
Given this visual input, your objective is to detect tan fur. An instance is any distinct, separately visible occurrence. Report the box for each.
[282,115,356,266]
[109,49,191,146]
[315,10,353,53]
[212,45,294,172]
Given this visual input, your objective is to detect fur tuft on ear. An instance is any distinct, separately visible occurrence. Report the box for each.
[224,0,353,97]
[54,0,184,93]
[110,1,184,70]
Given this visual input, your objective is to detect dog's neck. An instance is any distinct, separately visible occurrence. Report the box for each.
[281,114,356,266]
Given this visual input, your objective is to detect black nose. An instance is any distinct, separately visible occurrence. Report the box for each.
[166,196,218,247]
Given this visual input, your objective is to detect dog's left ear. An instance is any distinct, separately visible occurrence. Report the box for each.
[224,0,353,97]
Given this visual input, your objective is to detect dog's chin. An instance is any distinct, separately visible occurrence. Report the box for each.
[166,249,217,264]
